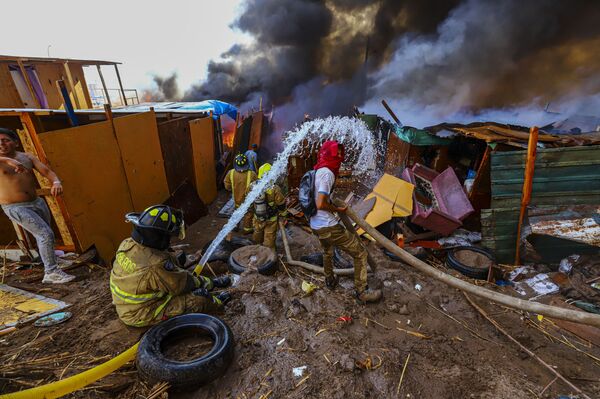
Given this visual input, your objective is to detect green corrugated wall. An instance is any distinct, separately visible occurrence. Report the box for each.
[482,145,600,263]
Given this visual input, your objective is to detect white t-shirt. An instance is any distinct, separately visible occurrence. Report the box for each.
[309,167,340,230]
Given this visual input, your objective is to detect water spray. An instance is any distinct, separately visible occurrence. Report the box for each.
[199,116,379,266]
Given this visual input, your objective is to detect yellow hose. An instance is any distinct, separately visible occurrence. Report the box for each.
[0,342,139,399]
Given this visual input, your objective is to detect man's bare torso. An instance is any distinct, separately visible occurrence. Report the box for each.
[0,152,38,205]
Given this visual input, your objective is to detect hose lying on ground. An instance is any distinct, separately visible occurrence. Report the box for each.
[278,220,366,276]
[343,205,600,328]
[0,343,139,399]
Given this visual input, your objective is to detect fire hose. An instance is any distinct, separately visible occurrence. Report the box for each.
[342,204,600,328]
[281,203,600,327]
[0,343,139,399]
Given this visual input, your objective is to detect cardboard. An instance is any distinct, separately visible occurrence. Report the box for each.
[358,174,414,234]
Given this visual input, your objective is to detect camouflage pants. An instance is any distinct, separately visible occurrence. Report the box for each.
[313,224,368,292]
[253,217,278,250]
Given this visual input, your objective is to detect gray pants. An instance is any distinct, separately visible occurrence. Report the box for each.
[2,197,58,273]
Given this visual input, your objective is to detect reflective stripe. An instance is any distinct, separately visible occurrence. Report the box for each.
[230,171,235,200]
[153,294,173,319]
[109,278,164,304]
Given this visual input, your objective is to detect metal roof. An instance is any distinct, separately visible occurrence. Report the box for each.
[425,121,600,147]
[0,54,120,66]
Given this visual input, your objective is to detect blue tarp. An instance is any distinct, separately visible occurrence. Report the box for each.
[177,100,237,120]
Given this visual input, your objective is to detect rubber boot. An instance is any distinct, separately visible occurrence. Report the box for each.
[325,275,338,290]
[356,288,382,304]
[212,275,232,288]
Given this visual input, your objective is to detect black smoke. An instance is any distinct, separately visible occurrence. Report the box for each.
[155,0,600,129]
[144,73,180,102]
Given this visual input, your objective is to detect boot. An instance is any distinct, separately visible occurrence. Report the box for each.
[212,275,232,288]
[325,275,338,290]
[356,288,382,304]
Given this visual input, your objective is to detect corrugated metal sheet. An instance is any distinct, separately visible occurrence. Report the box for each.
[491,145,600,208]
[482,145,600,262]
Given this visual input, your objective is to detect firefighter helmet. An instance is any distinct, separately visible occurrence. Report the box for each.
[126,205,185,249]
[233,153,249,172]
[258,163,271,179]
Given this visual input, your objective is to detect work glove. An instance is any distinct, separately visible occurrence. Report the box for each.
[191,274,214,290]
[212,275,231,288]
[212,291,232,306]
[192,287,210,298]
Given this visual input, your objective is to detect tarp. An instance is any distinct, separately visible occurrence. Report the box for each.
[394,125,451,146]
[177,100,238,120]
[92,100,239,120]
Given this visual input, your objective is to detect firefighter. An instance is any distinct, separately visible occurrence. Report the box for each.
[250,163,286,250]
[110,205,231,327]
[224,153,257,233]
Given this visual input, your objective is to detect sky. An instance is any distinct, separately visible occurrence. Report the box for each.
[0,0,248,93]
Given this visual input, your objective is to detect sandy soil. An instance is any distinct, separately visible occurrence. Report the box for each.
[1,191,599,398]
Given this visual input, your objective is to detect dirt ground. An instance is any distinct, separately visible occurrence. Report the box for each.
[1,191,599,398]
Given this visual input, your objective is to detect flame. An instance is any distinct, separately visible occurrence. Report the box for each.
[222,119,236,149]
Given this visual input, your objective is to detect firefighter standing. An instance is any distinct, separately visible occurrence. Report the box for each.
[224,154,257,233]
[110,205,231,327]
[250,163,286,250]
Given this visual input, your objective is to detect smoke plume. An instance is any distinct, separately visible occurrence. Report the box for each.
[143,73,181,102]
[157,0,600,130]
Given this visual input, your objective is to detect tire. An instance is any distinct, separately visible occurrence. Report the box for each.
[201,240,232,263]
[229,236,255,249]
[299,248,353,269]
[228,245,278,275]
[446,246,494,280]
[136,313,234,391]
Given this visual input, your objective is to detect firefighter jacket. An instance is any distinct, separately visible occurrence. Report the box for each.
[224,169,257,207]
[110,238,199,327]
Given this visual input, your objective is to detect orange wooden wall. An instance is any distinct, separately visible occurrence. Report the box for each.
[190,117,217,204]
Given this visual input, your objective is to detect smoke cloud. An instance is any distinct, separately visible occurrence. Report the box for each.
[143,73,181,102]
[150,0,600,130]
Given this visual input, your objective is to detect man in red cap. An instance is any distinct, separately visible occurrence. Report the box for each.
[310,140,382,304]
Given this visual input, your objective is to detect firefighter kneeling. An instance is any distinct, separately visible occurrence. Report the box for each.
[110,205,231,327]
[251,163,286,250]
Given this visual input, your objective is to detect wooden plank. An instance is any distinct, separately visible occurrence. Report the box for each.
[113,112,170,211]
[190,117,217,204]
[16,125,74,247]
[548,298,600,347]
[157,117,196,193]
[33,63,65,109]
[96,65,110,105]
[114,65,128,106]
[249,111,263,148]
[0,64,24,108]
[20,113,79,249]
[16,60,41,109]
[38,120,133,261]
[62,62,81,109]
[384,132,410,176]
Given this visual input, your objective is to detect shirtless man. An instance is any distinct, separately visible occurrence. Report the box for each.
[0,128,75,283]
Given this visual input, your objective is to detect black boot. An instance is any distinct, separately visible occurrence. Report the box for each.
[212,276,232,288]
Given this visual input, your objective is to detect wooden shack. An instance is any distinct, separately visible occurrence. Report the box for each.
[0,55,132,110]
